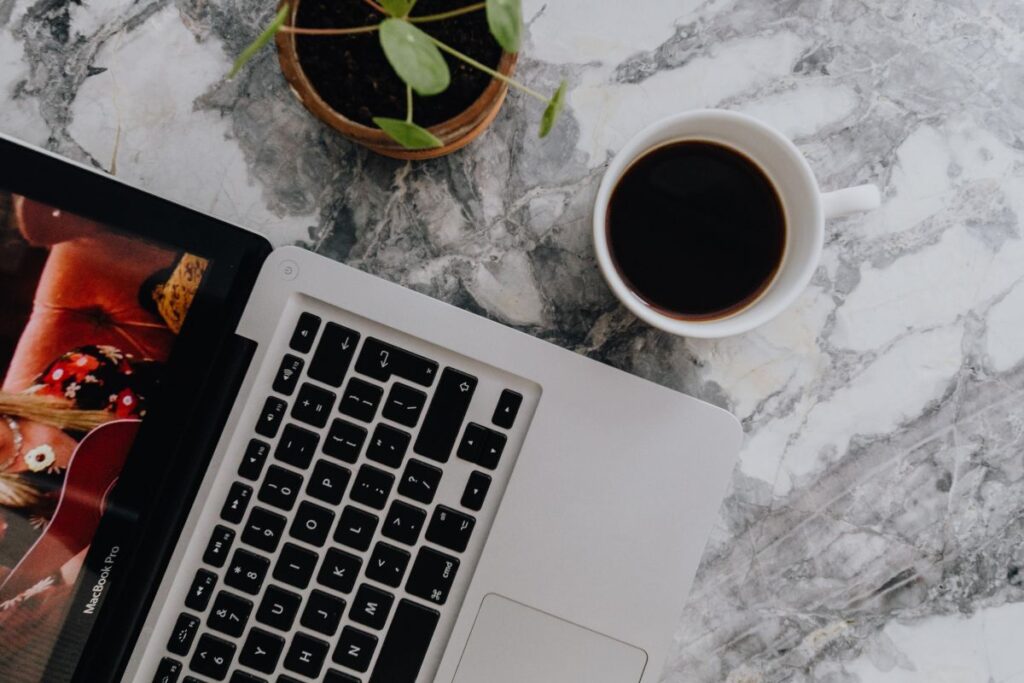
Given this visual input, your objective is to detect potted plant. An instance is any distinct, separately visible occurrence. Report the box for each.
[231,0,566,159]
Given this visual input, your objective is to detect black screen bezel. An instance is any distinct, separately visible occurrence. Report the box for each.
[0,136,272,681]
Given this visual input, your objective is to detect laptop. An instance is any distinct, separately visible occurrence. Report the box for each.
[0,133,740,683]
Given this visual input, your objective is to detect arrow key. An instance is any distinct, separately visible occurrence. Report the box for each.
[478,430,506,470]
[456,423,486,463]
[492,389,523,429]
[460,471,491,511]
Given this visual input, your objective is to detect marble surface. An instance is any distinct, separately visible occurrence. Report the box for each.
[4,0,1024,680]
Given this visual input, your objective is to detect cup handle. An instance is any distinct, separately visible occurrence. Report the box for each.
[820,184,881,219]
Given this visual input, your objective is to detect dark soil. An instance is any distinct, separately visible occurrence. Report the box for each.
[294,0,504,127]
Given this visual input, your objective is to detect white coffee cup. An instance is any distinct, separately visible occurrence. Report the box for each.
[592,109,880,338]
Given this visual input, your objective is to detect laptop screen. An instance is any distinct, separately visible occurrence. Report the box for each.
[0,191,211,681]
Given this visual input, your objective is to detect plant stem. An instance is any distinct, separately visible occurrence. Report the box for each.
[428,36,548,102]
[406,0,420,16]
[405,85,413,123]
[409,2,484,23]
[362,0,386,13]
[278,24,379,35]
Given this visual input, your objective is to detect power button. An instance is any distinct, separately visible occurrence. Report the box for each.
[279,259,299,281]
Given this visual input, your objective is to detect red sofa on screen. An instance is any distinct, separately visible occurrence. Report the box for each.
[2,196,177,393]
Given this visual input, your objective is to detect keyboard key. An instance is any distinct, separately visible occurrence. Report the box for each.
[257,584,301,631]
[323,419,367,463]
[325,671,361,683]
[301,589,345,636]
[289,312,321,353]
[238,439,270,481]
[368,599,440,683]
[365,542,410,588]
[456,423,486,462]
[350,584,393,630]
[258,465,303,511]
[413,368,477,462]
[273,354,304,396]
[397,459,442,505]
[458,424,505,469]
[208,591,252,638]
[242,507,287,553]
[425,505,476,553]
[334,506,378,551]
[366,423,411,468]
[382,500,426,546]
[351,465,394,510]
[190,633,235,680]
[274,424,319,470]
[406,547,460,605]
[290,500,335,547]
[255,396,287,438]
[229,671,265,683]
[492,389,523,429]
[284,632,329,678]
[355,338,438,387]
[203,525,235,568]
[461,471,491,511]
[307,459,350,505]
[339,378,383,422]
[224,548,270,595]
[167,613,200,656]
[220,482,253,524]
[334,626,377,673]
[291,383,336,428]
[308,322,359,387]
[277,676,302,683]
[185,569,217,612]
[479,430,506,469]
[318,548,362,594]
[154,657,182,683]
[239,627,285,674]
[274,542,318,588]
[183,677,204,683]
[382,383,427,427]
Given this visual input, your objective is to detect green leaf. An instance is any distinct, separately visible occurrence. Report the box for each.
[379,0,412,17]
[373,117,444,150]
[486,0,521,53]
[539,80,567,138]
[379,18,450,96]
[229,4,290,78]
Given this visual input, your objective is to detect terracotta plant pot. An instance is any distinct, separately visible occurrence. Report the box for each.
[275,0,517,160]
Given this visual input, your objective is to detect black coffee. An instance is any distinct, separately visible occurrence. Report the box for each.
[607,140,785,320]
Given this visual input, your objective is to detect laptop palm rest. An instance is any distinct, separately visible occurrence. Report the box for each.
[452,594,648,683]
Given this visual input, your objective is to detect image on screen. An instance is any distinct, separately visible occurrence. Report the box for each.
[0,192,209,681]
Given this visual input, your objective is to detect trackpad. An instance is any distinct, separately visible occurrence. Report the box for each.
[452,594,648,683]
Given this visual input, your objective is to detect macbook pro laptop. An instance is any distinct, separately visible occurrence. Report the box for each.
[0,134,740,683]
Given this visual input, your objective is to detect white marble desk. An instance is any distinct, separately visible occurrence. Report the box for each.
[3,1,1023,680]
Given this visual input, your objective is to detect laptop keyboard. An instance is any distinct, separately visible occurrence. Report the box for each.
[153,310,531,683]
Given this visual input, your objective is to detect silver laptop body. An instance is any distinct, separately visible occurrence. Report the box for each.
[124,245,741,683]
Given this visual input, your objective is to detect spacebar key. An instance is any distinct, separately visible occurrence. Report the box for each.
[369,599,439,683]
[413,368,477,462]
